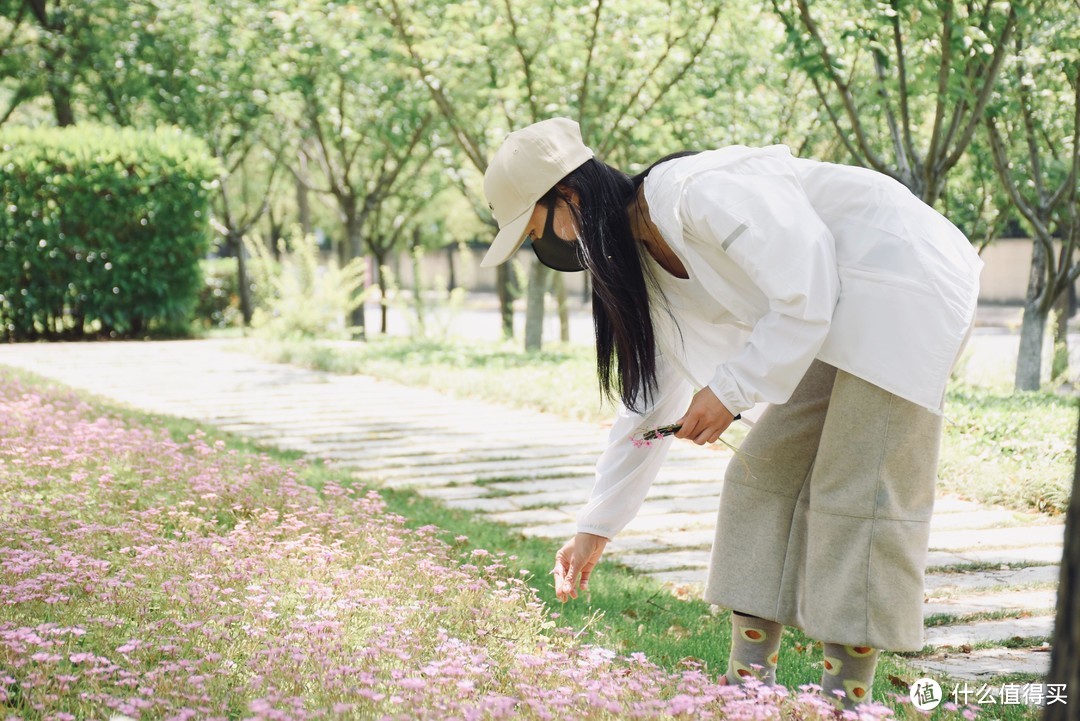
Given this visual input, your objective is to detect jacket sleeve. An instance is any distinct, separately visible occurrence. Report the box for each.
[575,353,694,539]
[680,159,840,415]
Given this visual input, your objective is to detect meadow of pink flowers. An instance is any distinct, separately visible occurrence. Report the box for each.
[0,370,975,720]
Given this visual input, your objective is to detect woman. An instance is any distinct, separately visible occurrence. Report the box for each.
[480,117,981,707]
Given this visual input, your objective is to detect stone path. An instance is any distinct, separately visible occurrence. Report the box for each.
[0,339,1064,684]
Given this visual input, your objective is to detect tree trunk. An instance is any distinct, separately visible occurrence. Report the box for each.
[447,244,456,292]
[411,244,425,337]
[344,215,366,340]
[1051,288,1071,383]
[1016,240,1049,391]
[524,260,548,352]
[231,232,254,326]
[497,264,514,340]
[296,169,311,235]
[48,81,75,127]
[1044,405,1080,721]
[553,271,569,343]
[1016,304,1047,391]
[375,251,390,335]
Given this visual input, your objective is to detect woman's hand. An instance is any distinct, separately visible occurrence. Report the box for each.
[553,532,609,602]
[675,387,735,445]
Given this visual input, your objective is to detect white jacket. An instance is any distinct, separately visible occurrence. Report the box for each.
[576,145,982,539]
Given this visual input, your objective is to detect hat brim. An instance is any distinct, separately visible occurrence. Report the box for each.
[480,204,534,268]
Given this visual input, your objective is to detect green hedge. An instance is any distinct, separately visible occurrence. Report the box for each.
[0,125,222,340]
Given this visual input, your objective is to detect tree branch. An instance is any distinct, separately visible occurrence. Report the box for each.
[808,72,867,166]
[871,44,911,180]
[383,0,488,172]
[369,115,433,207]
[301,79,346,199]
[1046,69,1080,212]
[925,0,955,176]
[938,3,1019,176]
[485,56,515,130]
[793,0,890,173]
[987,117,1054,257]
[25,0,49,28]
[616,5,721,146]
[501,0,540,121]
[596,26,684,157]
[888,0,919,169]
[577,0,604,136]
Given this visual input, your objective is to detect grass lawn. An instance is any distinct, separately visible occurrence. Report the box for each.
[0,366,1003,719]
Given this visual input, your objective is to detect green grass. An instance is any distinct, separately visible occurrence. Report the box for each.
[938,385,1077,515]
[251,336,1074,516]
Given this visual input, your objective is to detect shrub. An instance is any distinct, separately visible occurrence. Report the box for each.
[245,227,368,340]
[0,124,222,340]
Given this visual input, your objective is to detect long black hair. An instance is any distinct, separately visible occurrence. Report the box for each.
[540,151,700,413]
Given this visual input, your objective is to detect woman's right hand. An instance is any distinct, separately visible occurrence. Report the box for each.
[553,532,609,602]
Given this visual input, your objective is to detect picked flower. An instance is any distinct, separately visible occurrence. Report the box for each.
[630,423,682,448]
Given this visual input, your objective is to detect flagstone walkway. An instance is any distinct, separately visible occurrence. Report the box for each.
[0,339,1063,684]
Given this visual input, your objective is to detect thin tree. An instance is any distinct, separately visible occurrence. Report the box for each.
[985,11,1079,391]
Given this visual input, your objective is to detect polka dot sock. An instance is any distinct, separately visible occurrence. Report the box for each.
[821,643,880,708]
[725,612,782,685]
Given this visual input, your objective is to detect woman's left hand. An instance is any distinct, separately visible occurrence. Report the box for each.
[674,387,735,445]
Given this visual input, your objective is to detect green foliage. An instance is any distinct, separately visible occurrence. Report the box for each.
[0,124,221,340]
[245,228,368,340]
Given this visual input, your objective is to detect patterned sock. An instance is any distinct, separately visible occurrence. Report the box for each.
[725,612,782,685]
[820,643,880,708]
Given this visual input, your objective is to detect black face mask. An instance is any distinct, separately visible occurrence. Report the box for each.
[529,204,586,273]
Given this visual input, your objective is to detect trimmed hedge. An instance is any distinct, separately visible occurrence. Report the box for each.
[0,125,222,340]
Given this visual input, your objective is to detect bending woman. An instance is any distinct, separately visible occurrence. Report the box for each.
[479,117,982,708]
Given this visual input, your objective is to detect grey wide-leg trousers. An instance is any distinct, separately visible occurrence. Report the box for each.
[704,360,942,652]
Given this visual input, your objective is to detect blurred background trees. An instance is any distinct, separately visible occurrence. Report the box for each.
[1,0,1077,385]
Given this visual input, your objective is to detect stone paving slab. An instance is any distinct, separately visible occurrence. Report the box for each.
[914,649,1053,681]
[651,568,710,587]
[496,489,594,509]
[933,498,988,514]
[621,512,716,534]
[0,338,1064,686]
[488,508,574,527]
[926,546,1066,569]
[928,525,1067,551]
[441,497,523,513]
[484,478,596,495]
[923,616,1055,647]
[416,484,490,501]
[923,590,1058,618]
[925,565,1060,595]
[641,481,725,497]
[611,551,712,572]
[927,509,1035,531]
